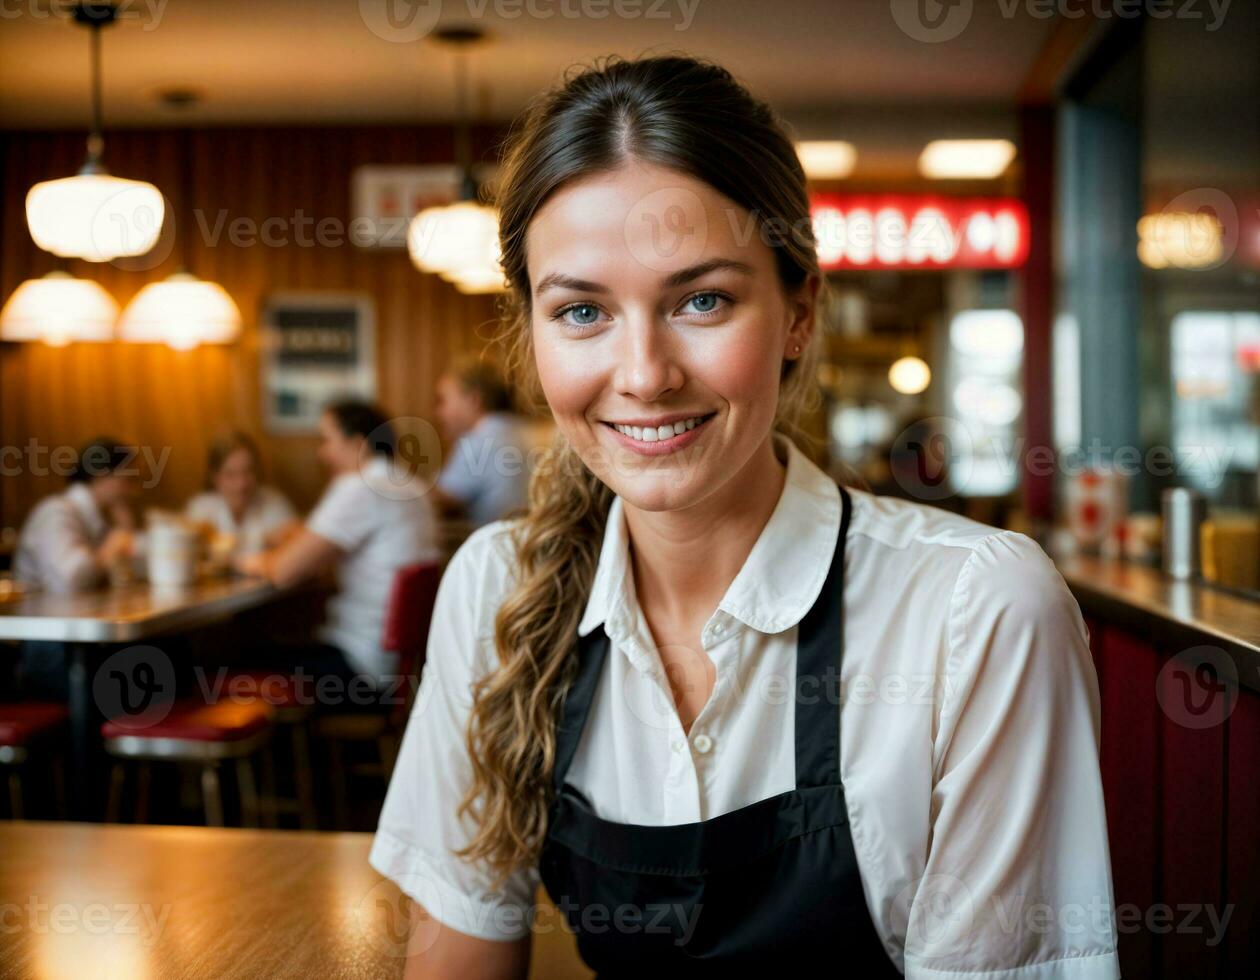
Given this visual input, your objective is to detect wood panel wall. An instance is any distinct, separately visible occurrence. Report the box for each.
[0,124,510,531]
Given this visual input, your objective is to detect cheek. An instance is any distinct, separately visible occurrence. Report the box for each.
[696,326,783,415]
[533,327,604,427]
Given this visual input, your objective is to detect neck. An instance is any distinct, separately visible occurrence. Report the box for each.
[623,433,787,629]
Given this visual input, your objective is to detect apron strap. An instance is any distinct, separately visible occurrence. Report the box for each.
[793,485,853,789]
[552,625,610,794]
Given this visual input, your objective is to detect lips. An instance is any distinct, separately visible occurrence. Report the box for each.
[601,412,716,456]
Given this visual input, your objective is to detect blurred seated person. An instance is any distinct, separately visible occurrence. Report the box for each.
[14,436,138,594]
[431,357,532,526]
[186,430,297,553]
[235,400,440,694]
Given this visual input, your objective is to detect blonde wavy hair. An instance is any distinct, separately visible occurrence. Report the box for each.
[456,55,826,885]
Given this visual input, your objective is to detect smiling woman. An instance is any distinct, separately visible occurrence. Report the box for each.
[370,54,1119,980]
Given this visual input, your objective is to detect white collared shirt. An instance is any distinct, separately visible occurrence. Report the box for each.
[185,485,296,553]
[371,434,1120,979]
[14,482,109,594]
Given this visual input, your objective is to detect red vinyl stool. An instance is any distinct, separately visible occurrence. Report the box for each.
[0,703,68,819]
[102,699,273,827]
[219,670,317,830]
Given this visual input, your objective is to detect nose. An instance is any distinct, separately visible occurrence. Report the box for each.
[612,311,685,404]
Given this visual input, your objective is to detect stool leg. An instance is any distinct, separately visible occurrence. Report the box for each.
[378,732,398,781]
[134,762,152,824]
[327,736,349,831]
[51,754,67,820]
[292,723,317,831]
[7,770,22,820]
[236,757,260,829]
[201,764,224,827]
[105,763,126,823]
[258,742,279,829]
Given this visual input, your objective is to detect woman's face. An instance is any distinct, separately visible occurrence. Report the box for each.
[213,447,259,512]
[316,412,363,475]
[527,160,815,513]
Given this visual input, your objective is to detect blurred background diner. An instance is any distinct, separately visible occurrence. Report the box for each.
[0,2,1257,977]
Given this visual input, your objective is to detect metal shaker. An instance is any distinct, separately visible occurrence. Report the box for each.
[1162,488,1207,580]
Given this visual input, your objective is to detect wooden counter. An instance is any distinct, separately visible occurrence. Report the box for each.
[1055,553,1260,692]
[0,822,591,980]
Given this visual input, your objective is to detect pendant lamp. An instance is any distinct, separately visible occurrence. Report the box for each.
[407,28,505,293]
[0,271,118,346]
[25,3,165,262]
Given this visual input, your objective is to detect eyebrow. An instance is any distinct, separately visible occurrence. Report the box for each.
[534,258,756,298]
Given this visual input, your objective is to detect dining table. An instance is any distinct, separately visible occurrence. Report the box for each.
[0,576,289,818]
[0,821,593,979]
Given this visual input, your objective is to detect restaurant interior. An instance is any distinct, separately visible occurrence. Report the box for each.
[0,1,1258,977]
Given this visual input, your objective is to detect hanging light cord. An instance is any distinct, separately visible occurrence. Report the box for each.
[75,2,118,174]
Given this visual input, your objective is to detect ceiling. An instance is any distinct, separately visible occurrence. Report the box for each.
[0,0,1057,129]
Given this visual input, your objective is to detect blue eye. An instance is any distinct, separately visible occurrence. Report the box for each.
[558,303,601,327]
[680,291,728,315]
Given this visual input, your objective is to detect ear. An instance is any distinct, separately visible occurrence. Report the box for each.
[784,274,821,361]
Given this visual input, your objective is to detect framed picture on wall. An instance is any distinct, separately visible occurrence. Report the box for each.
[351,163,500,248]
[261,292,376,434]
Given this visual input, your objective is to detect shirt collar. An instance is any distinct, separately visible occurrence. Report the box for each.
[577,432,843,644]
[66,482,107,540]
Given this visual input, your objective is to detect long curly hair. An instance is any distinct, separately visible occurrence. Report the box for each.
[456,54,825,885]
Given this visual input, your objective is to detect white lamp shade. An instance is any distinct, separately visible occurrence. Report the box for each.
[408,201,501,277]
[26,173,165,262]
[118,272,241,350]
[451,267,508,294]
[0,271,118,346]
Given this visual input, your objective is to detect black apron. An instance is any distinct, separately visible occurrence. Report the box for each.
[540,486,900,976]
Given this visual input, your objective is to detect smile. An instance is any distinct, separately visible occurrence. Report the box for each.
[600,413,717,456]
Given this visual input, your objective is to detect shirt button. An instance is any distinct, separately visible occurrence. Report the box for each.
[693,734,713,755]
[670,739,684,753]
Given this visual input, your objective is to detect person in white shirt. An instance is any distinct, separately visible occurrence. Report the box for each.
[185,430,297,554]
[15,436,138,594]
[371,56,1119,979]
[236,400,440,692]
[432,358,532,527]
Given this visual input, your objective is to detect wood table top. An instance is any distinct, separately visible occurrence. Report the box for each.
[0,821,591,980]
[0,577,281,643]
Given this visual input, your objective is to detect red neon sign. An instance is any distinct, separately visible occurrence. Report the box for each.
[809,194,1029,270]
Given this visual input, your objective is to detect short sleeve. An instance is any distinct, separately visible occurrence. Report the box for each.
[305,474,369,552]
[369,522,539,941]
[436,435,482,507]
[21,503,101,594]
[902,532,1120,980]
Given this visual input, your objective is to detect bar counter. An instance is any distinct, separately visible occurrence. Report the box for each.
[1054,553,1260,692]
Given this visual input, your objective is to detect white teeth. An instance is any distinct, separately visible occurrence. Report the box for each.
[611,416,708,442]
